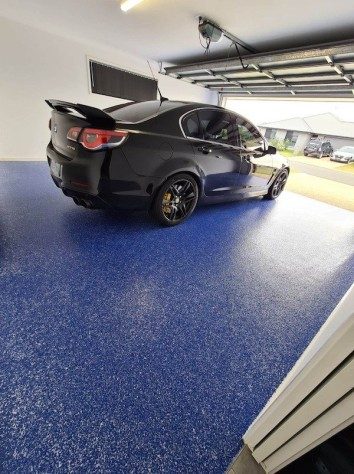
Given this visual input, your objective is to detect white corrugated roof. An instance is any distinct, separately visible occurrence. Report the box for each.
[260,113,354,138]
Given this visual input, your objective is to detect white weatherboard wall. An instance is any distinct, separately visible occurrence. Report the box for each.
[242,284,354,473]
[0,16,217,161]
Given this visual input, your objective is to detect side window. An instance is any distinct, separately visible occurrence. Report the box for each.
[197,109,236,146]
[234,115,264,150]
[181,112,201,138]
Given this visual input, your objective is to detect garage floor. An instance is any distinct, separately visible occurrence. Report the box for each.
[0,162,353,473]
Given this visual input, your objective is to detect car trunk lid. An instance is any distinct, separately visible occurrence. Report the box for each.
[46,99,116,159]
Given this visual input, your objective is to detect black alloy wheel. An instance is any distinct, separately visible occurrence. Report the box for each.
[265,169,289,200]
[152,174,199,226]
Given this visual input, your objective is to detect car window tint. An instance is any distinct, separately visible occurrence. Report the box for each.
[108,100,183,123]
[197,110,236,145]
[181,112,201,138]
[234,116,264,150]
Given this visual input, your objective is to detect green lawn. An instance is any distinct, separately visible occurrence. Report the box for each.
[279,150,295,158]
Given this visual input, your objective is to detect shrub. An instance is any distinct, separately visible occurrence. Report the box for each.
[269,138,293,152]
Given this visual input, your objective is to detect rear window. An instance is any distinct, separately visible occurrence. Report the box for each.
[107,100,182,123]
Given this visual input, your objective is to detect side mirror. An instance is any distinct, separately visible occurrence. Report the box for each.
[266,145,277,155]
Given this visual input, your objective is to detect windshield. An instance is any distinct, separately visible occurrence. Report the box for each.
[339,146,354,154]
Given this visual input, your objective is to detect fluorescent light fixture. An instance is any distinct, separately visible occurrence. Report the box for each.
[121,0,144,12]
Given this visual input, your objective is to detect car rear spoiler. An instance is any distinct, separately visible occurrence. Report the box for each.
[45,99,116,129]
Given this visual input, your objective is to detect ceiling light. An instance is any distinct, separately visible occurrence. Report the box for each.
[121,0,144,12]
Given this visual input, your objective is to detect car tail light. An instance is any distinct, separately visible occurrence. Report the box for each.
[67,127,82,141]
[49,118,52,131]
[77,128,128,150]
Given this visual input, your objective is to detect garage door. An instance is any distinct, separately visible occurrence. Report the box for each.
[165,39,354,99]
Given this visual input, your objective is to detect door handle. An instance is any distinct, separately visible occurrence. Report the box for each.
[198,146,212,154]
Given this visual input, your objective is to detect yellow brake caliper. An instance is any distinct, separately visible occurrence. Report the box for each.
[163,192,172,213]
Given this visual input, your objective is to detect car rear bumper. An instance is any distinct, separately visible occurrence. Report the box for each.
[305,152,331,157]
[47,142,155,210]
[47,141,105,194]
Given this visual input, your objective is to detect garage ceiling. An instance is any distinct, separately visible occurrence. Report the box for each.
[2,0,354,99]
[1,0,354,63]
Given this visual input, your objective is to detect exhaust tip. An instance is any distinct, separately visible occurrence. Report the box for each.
[72,196,97,209]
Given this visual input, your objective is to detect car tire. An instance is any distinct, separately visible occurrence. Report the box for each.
[304,152,308,156]
[151,173,199,226]
[264,169,289,200]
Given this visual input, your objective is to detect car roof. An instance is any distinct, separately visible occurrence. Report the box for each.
[104,99,225,132]
[106,100,222,112]
[105,100,225,124]
[153,100,223,110]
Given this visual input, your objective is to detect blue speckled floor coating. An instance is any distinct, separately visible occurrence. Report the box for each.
[0,162,353,473]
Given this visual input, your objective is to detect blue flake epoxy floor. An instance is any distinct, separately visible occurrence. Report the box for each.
[0,162,353,473]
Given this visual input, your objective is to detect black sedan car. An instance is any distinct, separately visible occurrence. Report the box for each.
[46,99,289,226]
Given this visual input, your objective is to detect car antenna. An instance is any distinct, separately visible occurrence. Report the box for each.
[147,60,168,103]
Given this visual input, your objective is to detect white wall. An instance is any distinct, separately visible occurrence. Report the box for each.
[243,284,354,473]
[318,135,354,151]
[274,130,287,142]
[0,16,217,161]
[294,132,310,153]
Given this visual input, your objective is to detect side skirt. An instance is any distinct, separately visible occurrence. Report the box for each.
[199,188,267,205]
